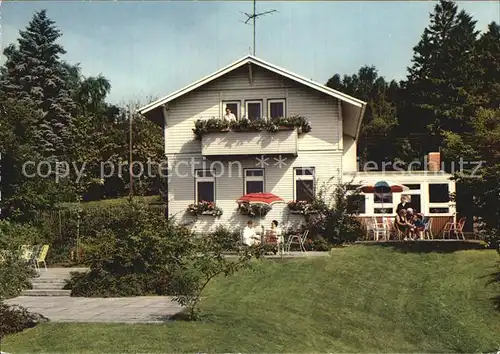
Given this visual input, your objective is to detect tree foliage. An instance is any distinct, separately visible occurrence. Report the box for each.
[0,10,164,219]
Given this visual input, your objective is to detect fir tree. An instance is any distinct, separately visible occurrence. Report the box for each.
[476,22,500,109]
[402,0,481,153]
[1,9,75,157]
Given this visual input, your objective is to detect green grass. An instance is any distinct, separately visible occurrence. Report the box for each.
[3,246,500,352]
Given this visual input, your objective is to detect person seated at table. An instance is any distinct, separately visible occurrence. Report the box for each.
[412,213,425,240]
[270,220,282,237]
[265,220,283,245]
[395,209,413,240]
[242,220,260,246]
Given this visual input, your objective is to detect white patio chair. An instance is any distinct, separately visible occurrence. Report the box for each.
[372,217,387,241]
[423,217,433,239]
[286,229,309,253]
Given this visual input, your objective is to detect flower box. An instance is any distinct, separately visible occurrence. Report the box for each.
[193,115,311,140]
[237,202,271,217]
[187,201,223,218]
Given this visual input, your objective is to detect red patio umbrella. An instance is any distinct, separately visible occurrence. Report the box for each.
[237,192,284,205]
[358,181,409,216]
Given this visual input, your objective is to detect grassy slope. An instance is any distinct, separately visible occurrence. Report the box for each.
[58,196,162,209]
[3,246,500,353]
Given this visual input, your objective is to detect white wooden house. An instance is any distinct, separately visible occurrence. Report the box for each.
[139,55,456,234]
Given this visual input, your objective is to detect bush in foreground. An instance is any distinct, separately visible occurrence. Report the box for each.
[65,201,192,297]
[0,220,39,300]
[64,202,257,319]
[0,304,49,338]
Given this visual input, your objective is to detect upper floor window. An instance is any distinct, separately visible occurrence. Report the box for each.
[195,170,215,203]
[223,101,240,120]
[294,167,315,202]
[244,169,264,194]
[268,99,286,119]
[245,100,262,120]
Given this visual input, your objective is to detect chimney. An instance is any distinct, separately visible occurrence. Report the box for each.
[427,152,441,172]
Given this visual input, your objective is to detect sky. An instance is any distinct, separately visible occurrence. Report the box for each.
[1,1,499,104]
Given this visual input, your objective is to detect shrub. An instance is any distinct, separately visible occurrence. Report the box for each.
[207,225,241,252]
[304,181,364,244]
[167,235,255,320]
[64,270,169,297]
[0,220,39,300]
[65,201,193,297]
[0,303,49,338]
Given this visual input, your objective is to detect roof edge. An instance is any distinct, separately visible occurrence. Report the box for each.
[139,55,366,114]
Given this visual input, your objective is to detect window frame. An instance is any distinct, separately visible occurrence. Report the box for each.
[428,183,450,203]
[293,167,315,202]
[428,182,451,215]
[245,99,263,120]
[267,98,286,119]
[243,168,265,194]
[346,193,366,215]
[402,183,422,213]
[194,169,216,203]
[222,101,240,120]
[374,193,393,204]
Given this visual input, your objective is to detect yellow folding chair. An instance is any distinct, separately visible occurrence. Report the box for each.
[34,244,50,272]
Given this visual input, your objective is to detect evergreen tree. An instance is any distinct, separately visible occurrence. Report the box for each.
[326,66,399,167]
[476,22,500,109]
[401,0,481,156]
[1,9,75,157]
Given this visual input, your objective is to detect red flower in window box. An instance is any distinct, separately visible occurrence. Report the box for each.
[187,201,223,217]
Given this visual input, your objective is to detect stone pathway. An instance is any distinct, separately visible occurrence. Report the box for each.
[6,268,184,323]
[5,296,184,323]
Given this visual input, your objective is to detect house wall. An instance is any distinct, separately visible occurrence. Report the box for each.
[342,135,357,172]
[167,151,342,234]
[164,65,342,156]
[163,64,346,233]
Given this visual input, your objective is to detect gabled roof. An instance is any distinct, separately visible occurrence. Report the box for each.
[138,55,366,115]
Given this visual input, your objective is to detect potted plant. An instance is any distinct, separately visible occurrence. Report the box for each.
[186,201,223,217]
[237,202,271,217]
[287,200,317,215]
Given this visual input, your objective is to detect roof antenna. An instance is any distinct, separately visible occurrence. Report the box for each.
[240,0,276,56]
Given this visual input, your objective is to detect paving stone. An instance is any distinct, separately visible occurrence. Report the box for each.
[4,295,184,323]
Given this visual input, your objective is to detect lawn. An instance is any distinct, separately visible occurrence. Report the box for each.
[3,246,500,353]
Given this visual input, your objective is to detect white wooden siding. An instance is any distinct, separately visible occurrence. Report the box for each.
[202,130,298,156]
[164,65,342,156]
[287,86,340,151]
[207,65,288,91]
[165,90,219,154]
[342,135,357,172]
[167,151,342,233]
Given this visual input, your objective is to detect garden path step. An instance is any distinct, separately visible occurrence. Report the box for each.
[31,282,67,290]
[21,289,71,296]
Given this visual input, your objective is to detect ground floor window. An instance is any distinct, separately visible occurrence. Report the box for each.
[347,195,366,214]
[195,170,215,203]
[294,167,315,202]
